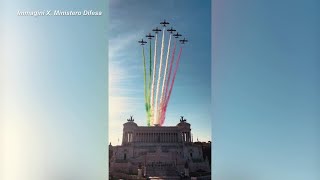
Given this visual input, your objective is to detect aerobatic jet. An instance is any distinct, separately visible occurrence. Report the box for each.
[146,33,155,39]
[138,39,147,45]
[173,32,182,38]
[179,38,188,44]
[160,20,170,27]
[152,27,162,33]
[167,27,176,34]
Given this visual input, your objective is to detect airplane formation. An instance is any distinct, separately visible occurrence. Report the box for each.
[137,20,189,126]
[138,20,188,46]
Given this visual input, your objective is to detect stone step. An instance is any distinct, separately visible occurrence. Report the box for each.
[148,176,180,180]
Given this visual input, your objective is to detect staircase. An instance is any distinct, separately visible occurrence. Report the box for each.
[147,166,178,177]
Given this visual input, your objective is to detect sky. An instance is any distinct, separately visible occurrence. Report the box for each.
[1,1,107,179]
[109,0,212,145]
[1,0,319,180]
[213,0,320,180]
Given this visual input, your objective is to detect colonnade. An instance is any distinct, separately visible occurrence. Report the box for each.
[123,131,192,144]
[135,132,179,143]
[123,132,134,143]
[181,132,191,142]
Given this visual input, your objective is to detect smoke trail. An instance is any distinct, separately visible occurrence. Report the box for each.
[164,39,177,104]
[159,39,176,125]
[142,46,149,125]
[160,33,172,109]
[154,27,166,125]
[150,33,158,125]
[146,39,152,126]
[159,34,172,125]
[149,40,152,87]
[161,47,183,125]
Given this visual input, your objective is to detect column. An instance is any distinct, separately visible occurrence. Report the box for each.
[175,133,177,142]
[122,132,125,143]
[148,133,150,142]
[172,133,174,142]
[128,133,130,142]
[127,132,129,142]
[165,133,167,142]
[186,133,188,142]
[186,133,189,142]
[171,133,173,142]
[130,133,132,142]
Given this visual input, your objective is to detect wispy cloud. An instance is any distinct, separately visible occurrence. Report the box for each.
[109,33,138,60]
[108,22,147,144]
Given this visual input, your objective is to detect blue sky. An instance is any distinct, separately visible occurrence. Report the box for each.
[213,0,320,179]
[2,1,107,179]
[1,0,319,179]
[109,0,212,145]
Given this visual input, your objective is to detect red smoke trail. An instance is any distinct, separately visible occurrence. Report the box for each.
[164,39,177,101]
[160,47,183,125]
[159,40,177,125]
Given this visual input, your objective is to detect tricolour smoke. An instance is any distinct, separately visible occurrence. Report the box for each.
[150,33,158,125]
[146,39,152,126]
[154,27,165,125]
[164,39,177,107]
[160,47,183,125]
[160,33,172,110]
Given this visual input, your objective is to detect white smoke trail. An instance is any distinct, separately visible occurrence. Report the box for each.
[160,33,172,106]
[150,33,158,125]
[154,27,165,125]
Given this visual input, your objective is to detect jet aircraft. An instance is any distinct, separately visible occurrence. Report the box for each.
[138,39,147,45]
[152,27,162,33]
[167,27,176,34]
[146,33,155,39]
[160,20,170,27]
[179,38,188,44]
[173,32,182,38]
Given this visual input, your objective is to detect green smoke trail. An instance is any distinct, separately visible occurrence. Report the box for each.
[150,34,158,126]
[147,40,152,125]
[142,46,149,126]
[149,40,152,86]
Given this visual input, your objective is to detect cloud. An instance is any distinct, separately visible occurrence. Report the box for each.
[108,27,146,145]
[109,34,136,60]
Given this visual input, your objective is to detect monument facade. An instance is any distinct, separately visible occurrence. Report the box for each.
[110,116,210,177]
